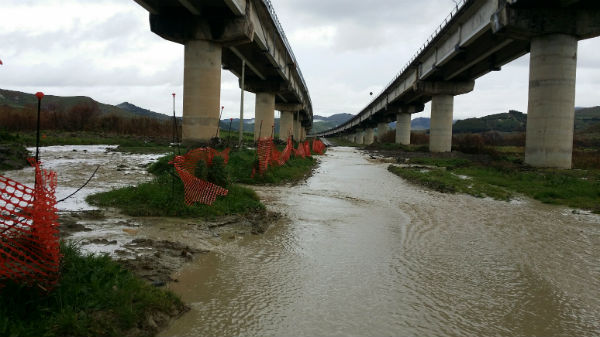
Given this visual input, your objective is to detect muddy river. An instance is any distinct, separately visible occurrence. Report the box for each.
[3,145,599,336]
[161,147,599,337]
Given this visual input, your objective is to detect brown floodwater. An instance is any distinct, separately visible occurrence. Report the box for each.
[161,147,600,337]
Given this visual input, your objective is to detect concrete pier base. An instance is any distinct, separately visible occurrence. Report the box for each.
[525,34,578,169]
[377,122,389,142]
[279,111,294,141]
[396,113,411,145]
[182,40,222,145]
[364,128,374,145]
[254,93,275,140]
[429,95,454,152]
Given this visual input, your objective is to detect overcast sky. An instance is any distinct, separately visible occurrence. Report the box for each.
[1,0,599,121]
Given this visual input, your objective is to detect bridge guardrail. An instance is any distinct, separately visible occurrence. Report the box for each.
[262,0,313,115]
[326,0,470,134]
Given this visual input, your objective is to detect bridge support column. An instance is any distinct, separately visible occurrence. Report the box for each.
[182,40,222,145]
[294,112,301,142]
[396,113,411,145]
[525,34,578,169]
[377,122,389,142]
[279,111,294,141]
[414,81,473,152]
[254,93,275,140]
[300,127,306,141]
[364,128,375,145]
[356,131,365,145]
[430,95,454,152]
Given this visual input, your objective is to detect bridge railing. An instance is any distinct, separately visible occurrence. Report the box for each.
[333,0,470,133]
[261,0,313,115]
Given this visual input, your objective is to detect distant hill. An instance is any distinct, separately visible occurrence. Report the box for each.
[574,106,600,131]
[116,102,171,120]
[411,118,430,130]
[453,110,527,133]
[311,113,354,133]
[452,108,600,133]
[0,89,134,117]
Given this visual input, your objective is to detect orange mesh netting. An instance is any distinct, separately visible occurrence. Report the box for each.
[172,154,228,206]
[270,137,294,167]
[304,141,311,156]
[179,147,230,174]
[253,137,296,177]
[0,158,60,290]
[256,138,274,175]
[312,139,326,155]
[294,141,307,159]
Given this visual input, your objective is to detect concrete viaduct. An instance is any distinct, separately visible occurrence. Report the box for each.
[313,0,600,169]
[134,0,313,145]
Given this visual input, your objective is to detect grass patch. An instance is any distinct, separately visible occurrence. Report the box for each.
[87,147,317,217]
[86,175,263,218]
[388,165,512,200]
[227,148,317,185]
[0,242,184,337]
[388,156,600,213]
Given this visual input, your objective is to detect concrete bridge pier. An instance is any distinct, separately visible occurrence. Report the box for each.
[525,34,578,169]
[356,131,365,145]
[429,95,455,152]
[294,112,301,142]
[254,93,276,140]
[279,111,294,141]
[364,128,375,145]
[301,127,307,141]
[396,113,412,145]
[377,122,389,142]
[395,105,423,145]
[416,81,474,152]
[182,40,222,146]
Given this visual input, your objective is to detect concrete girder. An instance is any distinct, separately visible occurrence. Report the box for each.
[413,81,475,96]
[275,103,303,112]
[149,11,255,45]
[492,5,600,40]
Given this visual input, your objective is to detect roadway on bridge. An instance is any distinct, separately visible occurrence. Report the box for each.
[160,147,600,337]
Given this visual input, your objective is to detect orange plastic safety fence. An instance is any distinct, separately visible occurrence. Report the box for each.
[179,147,230,175]
[270,137,294,168]
[257,138,274,175]
[312,139,326,155]
[304,141,311,156]
[294,141,306,159]
[172,155,228,206]
[0,158,60,290]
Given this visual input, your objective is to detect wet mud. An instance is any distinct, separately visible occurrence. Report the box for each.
[3,145,281,287]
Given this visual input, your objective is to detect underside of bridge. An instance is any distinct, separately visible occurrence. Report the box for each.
[315,0,600,169]
[135,0,312,145]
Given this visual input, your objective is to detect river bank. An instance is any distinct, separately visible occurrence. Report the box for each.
[342,140,600,214]
[0,144,316,336]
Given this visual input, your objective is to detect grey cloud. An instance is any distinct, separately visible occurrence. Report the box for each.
[0,12,145,56]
